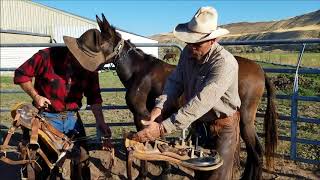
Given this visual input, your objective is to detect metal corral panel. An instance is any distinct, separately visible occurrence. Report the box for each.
[1,0,97,43]
[0,32,51,43]
[0,47,48,68]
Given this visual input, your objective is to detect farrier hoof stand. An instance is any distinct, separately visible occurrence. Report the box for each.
[125,135,223,179]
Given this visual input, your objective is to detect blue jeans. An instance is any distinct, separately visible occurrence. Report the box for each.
[42,111,80,135]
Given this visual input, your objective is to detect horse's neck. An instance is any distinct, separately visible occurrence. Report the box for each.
[115,46,139,87]
[116,60,132,86]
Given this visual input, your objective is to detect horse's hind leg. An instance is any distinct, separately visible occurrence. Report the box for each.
[240,99,263,180]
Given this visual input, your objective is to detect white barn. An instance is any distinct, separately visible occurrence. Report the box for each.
[0,0,158,69]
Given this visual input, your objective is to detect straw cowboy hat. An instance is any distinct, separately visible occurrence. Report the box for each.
[63,29,105,72]
[173,6,229,43]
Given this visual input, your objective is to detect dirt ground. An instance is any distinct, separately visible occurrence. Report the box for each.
[0,140,319,180]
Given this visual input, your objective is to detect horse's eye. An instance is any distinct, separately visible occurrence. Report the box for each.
[100,42,109,50]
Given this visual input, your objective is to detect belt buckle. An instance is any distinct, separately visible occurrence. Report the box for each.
[59,111,68,120]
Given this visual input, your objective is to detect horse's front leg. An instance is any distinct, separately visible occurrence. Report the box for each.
[126,79,152,131]
[126,96,150,131]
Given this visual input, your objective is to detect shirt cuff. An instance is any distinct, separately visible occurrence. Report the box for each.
[13,76,32,84]
[155,95,167,109]
[161,117,177,134]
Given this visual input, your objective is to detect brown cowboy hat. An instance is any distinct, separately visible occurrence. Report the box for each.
[173,6,229,43]
[63,29,105,72]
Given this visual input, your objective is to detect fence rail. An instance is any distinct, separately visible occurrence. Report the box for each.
[1,39,319,164]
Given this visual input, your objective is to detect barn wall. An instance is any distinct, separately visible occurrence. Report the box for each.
[0,47,47,68]
[0,0,159,69]
[1,0,97,43]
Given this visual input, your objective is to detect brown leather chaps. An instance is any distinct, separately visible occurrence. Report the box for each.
[195,111,240,180]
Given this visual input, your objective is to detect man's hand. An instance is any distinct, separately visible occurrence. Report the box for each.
[19,81,51,109]
[150,107,162,121]
[96,119,113,150]
[33,94,51,109]
[141,107,162,125]
[97,121,112,138]
[132,121,165,142]
[91,104,112,138]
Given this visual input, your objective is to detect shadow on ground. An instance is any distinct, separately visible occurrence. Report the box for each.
[0,124,318,180]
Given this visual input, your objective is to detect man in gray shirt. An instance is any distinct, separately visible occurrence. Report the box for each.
[134,6,241,179]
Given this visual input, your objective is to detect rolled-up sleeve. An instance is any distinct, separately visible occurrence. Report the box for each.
[162,59,237,133]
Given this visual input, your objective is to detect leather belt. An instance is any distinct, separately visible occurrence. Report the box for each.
[43,111,77,121]
[210,111,240,135]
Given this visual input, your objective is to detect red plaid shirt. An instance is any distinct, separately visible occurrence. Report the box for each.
[14,47,102,112]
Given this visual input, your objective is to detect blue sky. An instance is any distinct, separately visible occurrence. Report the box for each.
[33,0,319,36]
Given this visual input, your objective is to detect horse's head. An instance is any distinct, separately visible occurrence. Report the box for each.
[63,14,125,71]
[96,14,124,65]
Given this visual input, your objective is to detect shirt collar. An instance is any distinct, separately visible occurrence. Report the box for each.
[200,42,220,64]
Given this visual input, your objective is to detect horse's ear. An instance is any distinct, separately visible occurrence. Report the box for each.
[102,14,108,24]
[101,13,115,36]
[96,15,104,32]
[102,13,112,28]
[96,13,113,35]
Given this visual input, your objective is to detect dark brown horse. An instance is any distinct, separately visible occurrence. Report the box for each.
[96,14,277,180]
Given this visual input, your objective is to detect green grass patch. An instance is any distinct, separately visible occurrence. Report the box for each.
[234,52,320,68]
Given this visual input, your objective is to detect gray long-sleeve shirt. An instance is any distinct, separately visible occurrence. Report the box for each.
[155,43,241,133]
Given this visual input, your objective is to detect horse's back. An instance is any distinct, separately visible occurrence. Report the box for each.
[235,56,265,99]
[149,60,175,93]
[236,56,265,78]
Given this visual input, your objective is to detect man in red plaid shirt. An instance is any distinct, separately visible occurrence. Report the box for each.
[14,29,111,178]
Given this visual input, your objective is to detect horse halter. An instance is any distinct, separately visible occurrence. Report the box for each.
[104,38,125,62]
[111,39,141,67]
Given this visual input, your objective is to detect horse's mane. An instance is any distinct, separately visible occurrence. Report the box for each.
[125,39,162,63]
[136,48,164,63]
[110,25,122,39]
[109,25,166,64]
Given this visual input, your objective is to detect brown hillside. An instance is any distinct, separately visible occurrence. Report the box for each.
[150,10,320,42]
[149,32,183,45]
[221,10,320,34]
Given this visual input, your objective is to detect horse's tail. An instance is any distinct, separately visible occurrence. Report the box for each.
[264,73,278,169]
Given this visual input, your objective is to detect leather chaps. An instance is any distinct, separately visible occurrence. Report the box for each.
[194,111,240,180]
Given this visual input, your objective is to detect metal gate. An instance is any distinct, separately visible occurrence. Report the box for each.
[0,39,319,164]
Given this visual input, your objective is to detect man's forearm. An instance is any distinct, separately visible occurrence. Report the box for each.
[91,103,112,137]
[91,103,105,122]
[19,81,38,100]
